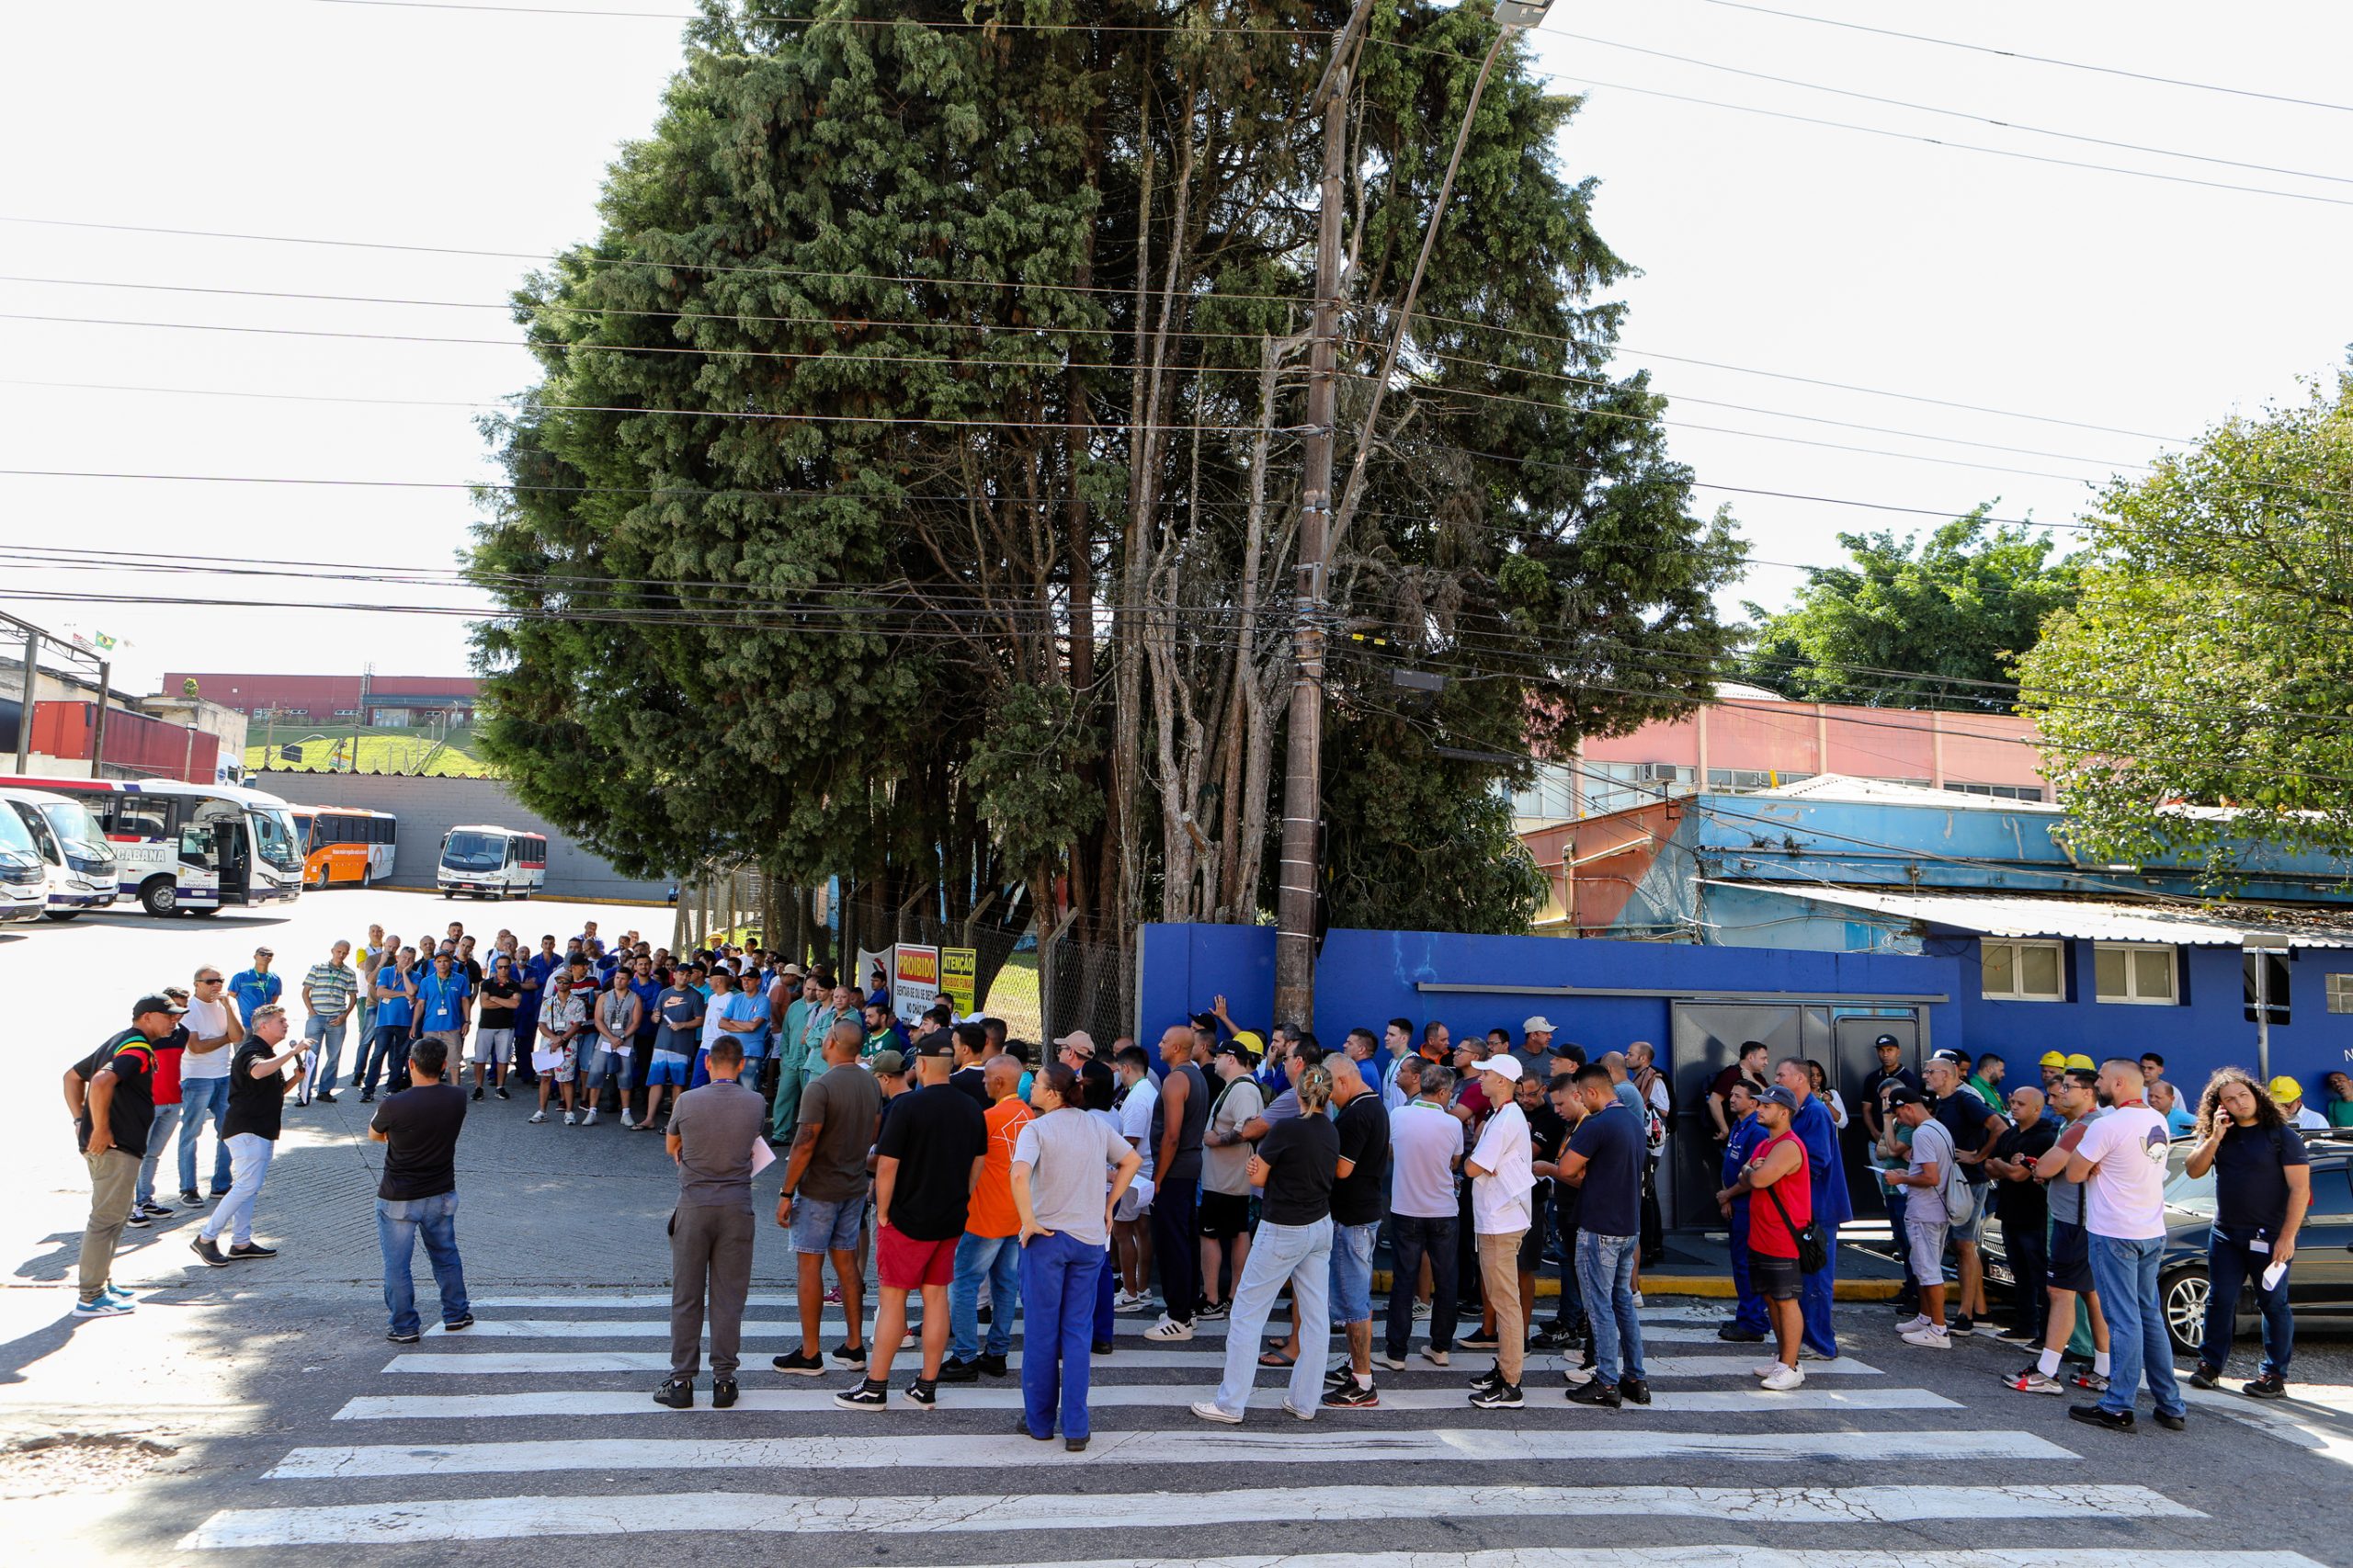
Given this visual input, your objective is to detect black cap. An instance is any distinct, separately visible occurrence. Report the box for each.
[1874,1033,1902,1050]
[1884,1085,1927,1108]
[1191,1011,1220,1032]
[134,994,187,1018]
[915,1029,955,1059]
[1212,1039,1257,1064]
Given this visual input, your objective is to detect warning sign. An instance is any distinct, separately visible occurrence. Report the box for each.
[941,947,978,1017]
[892,943,940,1028]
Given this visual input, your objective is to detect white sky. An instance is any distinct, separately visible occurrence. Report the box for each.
[2,0,2347,693]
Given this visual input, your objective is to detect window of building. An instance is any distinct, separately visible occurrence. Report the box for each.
[1982,938,2065,1002]
[1705,768,1813,791]
[1946,782,2046,801]
[2245,950,2291,1026]
[2326,973,2353,1014]
[2093,942,2177,1005]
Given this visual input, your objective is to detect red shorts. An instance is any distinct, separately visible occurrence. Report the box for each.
[876,1224,958,1290]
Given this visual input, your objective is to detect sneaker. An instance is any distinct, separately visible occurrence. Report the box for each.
[903,1379,938,1409]
[712,1376,738,1408]
[2068,1403,2135,1434]
[1279,1399,1317,1422]
[1528,1326,1570,1351]
[495,1085,509,1099]
[2154,1410,2187,1430]
[1798,1344,1830,1362]
[1619,1376,1652,1406]
[620,1115,637,1130]
[824,1287,843,1306]
[1112,1290,1145,1312]
[2188,1362,2223,1391]
[1379,1352,1408,1371]
[834,1380,889,1411]
[1631,1290,1643,1307]
[1460,1330,1500,1351]
[1324,1363,1354,1389]
[1893,1313,1929,1335]
[529,1110,547,1124]
[443,1313,475,1332]
[1190,1400,1244,1425]
[226,1241,278,1260]
[124,1209,152,1229]
[1998,1324,2040,1342]
[1972,1319,2007,1339]
[315,1090,338,1104]
[830,1342,868,1369]
[1470,1365,1504,1392]
[654,1376,695,1409]
[1065,1436,1088,1451]
[139,1201,175,1219]
[1567,1377,1622,1408]
[1760,1362,1806,1392]
[1469,1381,1524,1409]
[472,1086,484,1102]
[1412,1301,1431,1320]
[583,1108,599,1126]
[210,1188,232,1199]
[976,1352,1008,1378]
[2244,1373,2288,1400]
[2002,1368,2066,1396]
[1563,1360,1596,1386]
[901,1329,918,1350]
[178,1189,201,1206]
[1715,1323,1766,1343]
[2074,1369,2111,1393]
[936,1358,981,1384]
[1418,1346,1449,1368]
[1323,1380,1379,1408]
[1092,1339,1114,1356]
[72,1295,134,1318]
[1144,1316,1196,1342]
[188,1235,230,1267]
[1195,1300,1230,1321]
[1752,1361,1783,1379]
[771,1347,826,1377]
[1950,1312,1976,1335]
[1901,1324,1952,1349]
[386,1328,421,1344]
[562,1111,576,1126]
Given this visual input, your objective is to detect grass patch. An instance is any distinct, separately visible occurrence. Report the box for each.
[247,725,495,778]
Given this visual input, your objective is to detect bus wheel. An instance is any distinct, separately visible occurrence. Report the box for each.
[360,865,372,889]
[186,907,221,918]
[42,910,79,922]
[139,877,177,916]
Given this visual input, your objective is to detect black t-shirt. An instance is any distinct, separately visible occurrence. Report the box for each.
[1866,1065,1921,1119]
[1256,1112,1340,1226]
[1991,1118,2058,1229]
[222,1037,290,1141]
[1567,1101,1644,1236]
[1528,1099,1570,1211]
[875,1083,988,1241]
[478,978,520,1022]
[2214,1121,2310,1233]
[1709,1065,1767,1134]
[949,1064,990,1110]
[1933,1089,1997,1184]
[373,1083,470,1199]
[1330,1095,1392,1226]
[74,1028,157,1156]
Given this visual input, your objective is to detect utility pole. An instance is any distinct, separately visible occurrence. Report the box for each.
[88,660,111,778]
[12,626,35,774]
[1272,5,1370,1033]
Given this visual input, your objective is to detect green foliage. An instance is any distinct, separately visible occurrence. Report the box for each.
[1740,506,2078,709]
[2018,369,2353,880]
[181,677,200,698]
[968,682,1103,872]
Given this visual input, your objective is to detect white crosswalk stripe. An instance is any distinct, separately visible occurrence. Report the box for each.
[267,1425,2075,1480]
[182,1483,2194,1549]
[379,1348,1886,1377]
[468,1292,1735,1324]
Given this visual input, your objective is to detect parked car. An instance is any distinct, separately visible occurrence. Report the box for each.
[2150,1131,2353,1356]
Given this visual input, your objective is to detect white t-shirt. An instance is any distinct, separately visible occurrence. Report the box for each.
[699,998,730,1050]
[179,995,234,1081]
[1117,1074,1159,1178]
[2074,1104,2172,1240]
[1469,1100,1536,1236]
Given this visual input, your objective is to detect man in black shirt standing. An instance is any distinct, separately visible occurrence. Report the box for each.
[1985,1085,2059,1343]
[191,1006,304,1267]
[371,1036,472,1344]
[63,995,180,1318]
[1320,1057,1391,1408]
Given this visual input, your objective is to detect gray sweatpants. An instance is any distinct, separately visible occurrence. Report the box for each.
[670,1203,756,1380]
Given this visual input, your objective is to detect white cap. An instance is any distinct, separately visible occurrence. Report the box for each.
[1483,1055,1525,1084]
[1522,1016,1555,1035]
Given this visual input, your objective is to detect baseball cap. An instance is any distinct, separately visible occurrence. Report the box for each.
[2038,1051,2066,1068]
[2268,1075,2304,1105]
[1928,1048,1968,1066]
[869,1049,905,1075]
[1873,1033,1902,1050]
[1757,1084,1800,1112]
[1481,1054,1524,1084]
[1883,1085,1927,1108]
[1522,1016,1556,1034]
[133,994,187,1018]
[1212,1039,1257,1064]
[780,962,805,980]
[1191,1011,1220,1032]
[915,1030,955,1060]
[1053,1029,1097,1058]
[254,946,274,958]
[2063,1052,2096,1072]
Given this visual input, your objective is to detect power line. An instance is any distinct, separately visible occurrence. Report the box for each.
[1688,0,2353,116]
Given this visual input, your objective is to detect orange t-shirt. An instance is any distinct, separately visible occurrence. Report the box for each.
[967,1096,1037,1238]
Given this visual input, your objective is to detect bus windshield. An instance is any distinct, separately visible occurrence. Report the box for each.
[291,812,314,849]
[39,799,108,858]
[442,830,507,870]
[0,807,40,862]
[249,808,304,873]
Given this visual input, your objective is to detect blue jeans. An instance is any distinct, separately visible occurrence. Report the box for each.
[2088,1231,2184,1419]
[200,1133,274,1246]
[1017,1229,1103,1440]
[176,1076,233,1195]
[2203,1224,2293,1377]
[1384,1212,1458,1358]
[1328,1221,1379,1324]
[1727,1203,1769,1334]
[303,1013,349,1094]
[1574,1230,1645,1385]
[950,1232,1020,1361]
[379,1191,471,1337]
[136,1103,182,1208]
[1211,1216,1331,1416]
[357,1025,410,1097]
[1800,1219,1839,1358]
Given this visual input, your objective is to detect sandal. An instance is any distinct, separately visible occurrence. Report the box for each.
[1257,1346,1297,1369]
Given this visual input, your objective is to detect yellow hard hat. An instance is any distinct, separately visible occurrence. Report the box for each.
[2063,1053,2096,1072]
[2268,1075,2303,1104]
[2038,1051,2066,1068]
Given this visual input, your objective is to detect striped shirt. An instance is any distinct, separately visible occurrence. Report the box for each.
[303,960,358,1018]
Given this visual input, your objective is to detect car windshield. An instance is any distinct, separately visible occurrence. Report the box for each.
[249,807,303,872]
[2163,1145,2215,1218]
[443,831,506,870]
[39,799,109,858]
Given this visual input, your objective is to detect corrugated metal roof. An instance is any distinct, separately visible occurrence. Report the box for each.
[1705,881,2353,949]
[1754,774,2062,813]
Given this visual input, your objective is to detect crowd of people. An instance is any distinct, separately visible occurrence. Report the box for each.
[62,924,2353,1439]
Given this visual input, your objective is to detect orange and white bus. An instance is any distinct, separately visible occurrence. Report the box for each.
[290,805,397,888]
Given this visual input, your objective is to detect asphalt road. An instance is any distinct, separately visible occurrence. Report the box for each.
[6,891,2353,1567]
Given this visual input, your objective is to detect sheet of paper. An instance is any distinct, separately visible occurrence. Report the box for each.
[749,1137,776,1175]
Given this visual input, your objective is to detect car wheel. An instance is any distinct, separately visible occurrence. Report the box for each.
[2162,1266,2209,1358]
[42,910,79,922]
[139,876,177,916]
